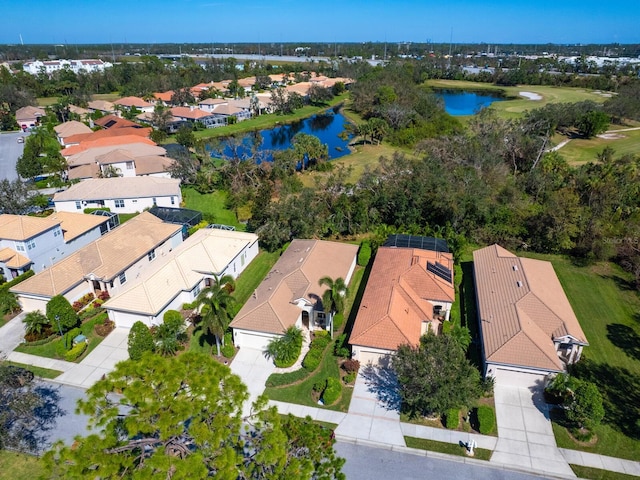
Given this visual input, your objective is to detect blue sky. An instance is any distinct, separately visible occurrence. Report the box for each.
[1,0,638,45]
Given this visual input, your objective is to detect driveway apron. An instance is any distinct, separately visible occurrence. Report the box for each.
[229,347,276,415]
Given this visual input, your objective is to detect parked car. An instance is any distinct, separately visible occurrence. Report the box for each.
[17,136,24,143]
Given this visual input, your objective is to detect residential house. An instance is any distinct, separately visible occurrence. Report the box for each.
[230,239,358,350]
[93,114,141,129]
[69,104,91,121]
[11,212,183,313]
[62,126,152,149]
[113,96,154,113]
[53,177,182,213]
[104,228,259,328]
[0,212,112,279]
[87,100,116,116]
[62,135,157,158]
[349,238,455,365]
[170,106,224,128]
[197,98,229,112]
[53,121,93,146]
[15,106,46,131]
[473,244,588,383]
[153,91,175,106]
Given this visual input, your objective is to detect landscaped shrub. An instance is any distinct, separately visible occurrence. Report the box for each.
[72,293,95,312]
[310,333,331,350]
[79,306,104,321]
[265,326,303,368]
[322,377,342,405]
[313,379,327,393]
[95,319,115,337]
[63,327,82,350]
[342,359,360,374]
[445,408,460,429]
[332,313,344,330]
[64,341,87,361]
[182,301,197,311]
[128,321,155,360]
[97,290,110,301]
[477,406,495,435]
[0,269,34,294]
[221,332,235,358]
[303,347,323,371]
[334,333,350,358]
[343,372,356,384]
[357,240,372,267]
[46,295,79,333]
[22,311,50,338]
[0,290,20,316]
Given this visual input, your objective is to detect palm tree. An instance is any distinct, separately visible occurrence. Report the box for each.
[23,310,50,337]
[195,274,236,357]
[318,276,348,317]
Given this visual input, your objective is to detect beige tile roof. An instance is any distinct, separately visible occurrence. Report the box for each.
[133,155,175,175]
[11,212,181,298]
[67,163,100,180]
[170,106,214,120]
[113,96,153,109]
[47,211,110,242]
[104,228,259,315]
[16,106,46,122]
[67,143,166,167]
[231,239,358,335]
[87,100,115,113]
[54,121,92,138]
[95,149,136,165]
[0,247,31,269]
[0,214,60,241]
[473,244,588,372]
[211,104,244,116]
[54,177,181,202]
[349,247,455,351]
[69,105,90,117]
[198,98,228,106]
[285,82,312,96]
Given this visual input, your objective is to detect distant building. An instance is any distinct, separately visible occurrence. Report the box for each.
[23,59,112,76]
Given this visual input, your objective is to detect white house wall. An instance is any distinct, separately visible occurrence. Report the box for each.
[55,194,182,214]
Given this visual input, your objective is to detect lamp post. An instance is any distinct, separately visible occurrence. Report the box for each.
[54,314,63,337]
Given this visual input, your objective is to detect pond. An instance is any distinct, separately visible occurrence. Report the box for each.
[208,107,352,162]
[434,90,506,116]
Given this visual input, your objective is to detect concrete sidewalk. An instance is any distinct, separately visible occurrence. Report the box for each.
[560,448,640,477]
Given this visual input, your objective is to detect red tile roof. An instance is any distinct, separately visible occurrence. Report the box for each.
[94,115,143,129]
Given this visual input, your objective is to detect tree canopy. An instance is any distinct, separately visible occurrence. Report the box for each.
[393,332,481,417]
[44,352,344,479]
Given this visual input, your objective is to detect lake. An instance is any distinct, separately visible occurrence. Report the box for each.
[209,107,352,162]
[435,90,506,116]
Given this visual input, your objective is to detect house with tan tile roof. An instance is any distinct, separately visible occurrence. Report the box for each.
[53,177,182,214]
[0,212,111,280]
[113,96,154,113]
[11,212,183,314]
[349,244,455,365]
[63,126,152,147]
[230,239,358,350]
[473,244,588,380]
[69,104,90,120]
[87,100,115,115]
[62,135,157,158]
[54,121,93,146]
[93,114,142,130]
[15,106,46,131]
[104,228,259,328]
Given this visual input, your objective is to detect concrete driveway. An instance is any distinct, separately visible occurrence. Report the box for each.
[229,347,276,414]
[54,328,130,388]
[0,131,26,181]
[0,311,27,354]
[490,370,575,478]
[335,363,405,446]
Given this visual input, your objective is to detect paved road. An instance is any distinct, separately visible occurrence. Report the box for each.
[336,442,551,480]
[0,131,26,180]
[0,312,27,355]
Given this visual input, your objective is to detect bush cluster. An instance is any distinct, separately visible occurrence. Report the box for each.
[445,408,459,429]
[341,359,360,374]
[302,333,331,371]
[343,372,356,384]
[313,379,326,393]
[72,293,95,312]
[477,406,495,435]
[332,313,344,330]
[322,377,342,405]
[221,332,235,358]
[64,341,87,361]
[334,333,350,358]
[357,241,372,267]
[95,319,115,337]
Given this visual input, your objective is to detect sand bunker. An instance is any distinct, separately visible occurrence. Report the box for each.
[520,91,542,101]
[598,133,625,139]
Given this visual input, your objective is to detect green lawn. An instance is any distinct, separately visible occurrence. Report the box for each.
[404,436,493,461]
[556,128,640,165]
[2,361,62,379]
[570,465,640,480]
[0,451,46,480]
[520,253,640,460]
[181,187,245,230]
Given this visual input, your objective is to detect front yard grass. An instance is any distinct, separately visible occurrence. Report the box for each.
[404,436,492,461]
[570,465,640,480]
[182,187,245,230]
[2,361,62,379]
[0,451,45,480]
[15,311,109,362]
[519,252,640,461]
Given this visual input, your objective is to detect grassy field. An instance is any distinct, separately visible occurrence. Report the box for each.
[520,252,640,460]
[181,187,245,230]
[556,128,640,165]
[424,80,608,120]
[0,451,45,480]
[404,436,493,461]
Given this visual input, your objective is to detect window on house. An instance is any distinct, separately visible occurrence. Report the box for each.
[193,285,201,297]
[171,196,175,205]
[27,240,36,250]
[148,250,156,261]
[16,244,25,252]
[75,201,81,210]
[114,199,124,208]
[119,272,127,285]
[126,161,134,169]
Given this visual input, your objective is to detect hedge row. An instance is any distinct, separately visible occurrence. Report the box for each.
[477,406,495,435]
[0,270,35,293]
[302,332,331,371]
[64,341,87,361]
[445,408,459,429]
[322,377,342,405]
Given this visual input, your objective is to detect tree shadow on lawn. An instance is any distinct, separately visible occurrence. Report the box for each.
[606,323,640,363]
[14,383,66,454]
[570,359,640,440]
[359,359,401,412]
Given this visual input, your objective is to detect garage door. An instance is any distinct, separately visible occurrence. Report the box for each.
[494,368,548,389]
[234,330,276,351]
[357,349,392,368]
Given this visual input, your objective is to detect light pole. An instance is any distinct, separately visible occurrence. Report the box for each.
[55,314,63,337]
